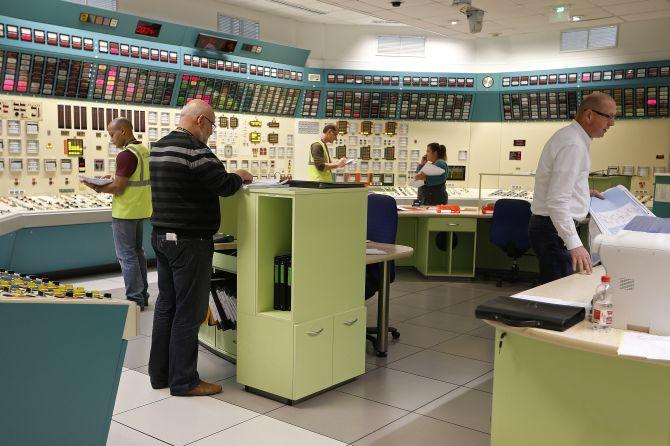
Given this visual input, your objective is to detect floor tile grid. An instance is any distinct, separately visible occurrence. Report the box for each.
[351,346,494,433]
[113,401,267,446]
[179,413,266,446]
[101,268,505,445]
[109,421,172,445]
[346,279,501,443]
[255,278,497,443]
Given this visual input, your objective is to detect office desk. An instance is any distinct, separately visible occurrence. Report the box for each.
[396,207,489,277]
[366,241,413,357]
[487,267,670,446]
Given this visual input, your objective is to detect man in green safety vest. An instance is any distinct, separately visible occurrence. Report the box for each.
[82,117,152,310]
[308,123,346,182]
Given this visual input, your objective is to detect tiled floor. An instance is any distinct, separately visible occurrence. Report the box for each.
[84,267,528,445]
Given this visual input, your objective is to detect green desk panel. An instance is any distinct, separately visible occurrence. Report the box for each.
[395,218,417,267]
[0,303,128,446]
[491,329,670,446]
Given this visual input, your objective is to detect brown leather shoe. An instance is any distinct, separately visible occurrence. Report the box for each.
[180,380,222,396]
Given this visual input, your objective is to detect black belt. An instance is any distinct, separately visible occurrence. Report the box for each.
[153,227,213,239]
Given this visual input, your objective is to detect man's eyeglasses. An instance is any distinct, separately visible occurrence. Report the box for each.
[589,109,615,121]
[200,115,216,129]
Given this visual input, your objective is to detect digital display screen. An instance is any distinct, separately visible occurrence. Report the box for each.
[194,33,237,53]
[135,20,162,37]
[447,165,466,181]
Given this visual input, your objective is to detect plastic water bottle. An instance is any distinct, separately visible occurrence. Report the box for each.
[591,276,613,332]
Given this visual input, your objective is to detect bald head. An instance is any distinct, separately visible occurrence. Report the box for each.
[109,117,133,131]
[575,92,616,138]
[107,117,136,148]
[179,99,216,144]
[576,92,616,119]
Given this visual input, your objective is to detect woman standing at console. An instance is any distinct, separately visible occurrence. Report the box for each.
[414,142,449,205]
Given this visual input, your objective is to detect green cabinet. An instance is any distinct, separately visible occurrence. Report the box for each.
[234,188,368,402]
[414,217,477,277]
[333,307,366,384]
[293,315,334,399]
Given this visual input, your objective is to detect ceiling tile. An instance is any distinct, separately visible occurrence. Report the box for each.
[602,0,670,15]
[619,9,670,20]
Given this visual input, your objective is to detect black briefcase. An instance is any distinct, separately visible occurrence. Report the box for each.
[475,296,585,332]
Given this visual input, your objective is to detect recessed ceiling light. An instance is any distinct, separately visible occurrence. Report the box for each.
[554,5,566,13]
[571,15,582,21]
[450,20,459,25]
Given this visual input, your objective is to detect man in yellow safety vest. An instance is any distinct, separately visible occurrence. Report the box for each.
[308,123,346,182]
[82,117,152,310]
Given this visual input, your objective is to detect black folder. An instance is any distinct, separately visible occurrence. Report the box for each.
[287,180,365,189]
[475,296,585,332]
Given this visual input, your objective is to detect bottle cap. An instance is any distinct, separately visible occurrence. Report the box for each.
[601,276,610,283]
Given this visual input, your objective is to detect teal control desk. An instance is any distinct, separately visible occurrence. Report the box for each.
[0,296,137,446]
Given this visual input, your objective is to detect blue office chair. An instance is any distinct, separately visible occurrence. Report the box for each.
[365,193,400,345]
[489,199,532,287]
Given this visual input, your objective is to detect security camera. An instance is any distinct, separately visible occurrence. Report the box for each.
[464,6,485,33]
[390,1,403,7]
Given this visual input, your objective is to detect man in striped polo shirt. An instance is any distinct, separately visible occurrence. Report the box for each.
[148,99,252,396]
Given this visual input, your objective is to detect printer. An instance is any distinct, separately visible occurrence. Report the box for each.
[592,216,670,335]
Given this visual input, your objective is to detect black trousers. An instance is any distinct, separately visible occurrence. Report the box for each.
[417,183,448,206]
[148,231,214,395]
[528,215,573,284]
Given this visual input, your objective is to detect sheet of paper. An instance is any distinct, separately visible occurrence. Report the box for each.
[588,185,654,264]
[589,185,653,235]
[78,175,113,186]
[366,248,387,255]
[419,162,445,176]
[618,332,670,361]
[513,294,589,308]
[242,179,289,189]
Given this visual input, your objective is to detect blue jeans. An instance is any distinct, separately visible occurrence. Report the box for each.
[149,231,213,395]
[112,218,149,305]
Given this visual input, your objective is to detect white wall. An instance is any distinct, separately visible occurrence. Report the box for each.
[118,0,670,72]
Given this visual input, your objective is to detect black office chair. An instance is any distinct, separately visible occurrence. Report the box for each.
[489,199,532,287]
[365,194,400,346]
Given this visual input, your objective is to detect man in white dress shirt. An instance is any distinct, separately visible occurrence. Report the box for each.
[529,92,616,284]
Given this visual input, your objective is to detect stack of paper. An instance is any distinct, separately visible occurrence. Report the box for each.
[588,185,654,263]
[618,332,670,361]
[513,294,589,308]
[242,179,289,189]
[78,175,113,186]
[419,162,445,176]
[589,185,653,235]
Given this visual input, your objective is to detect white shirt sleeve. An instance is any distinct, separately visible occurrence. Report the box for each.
[546,144,583,250]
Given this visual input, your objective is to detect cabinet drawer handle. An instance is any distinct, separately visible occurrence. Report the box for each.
[306,328,324,336]
[447,223,458,226]
[343,318,358,326]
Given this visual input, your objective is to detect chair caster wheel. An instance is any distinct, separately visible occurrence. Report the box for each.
[391,331,400,340]
[375,351,387,357]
